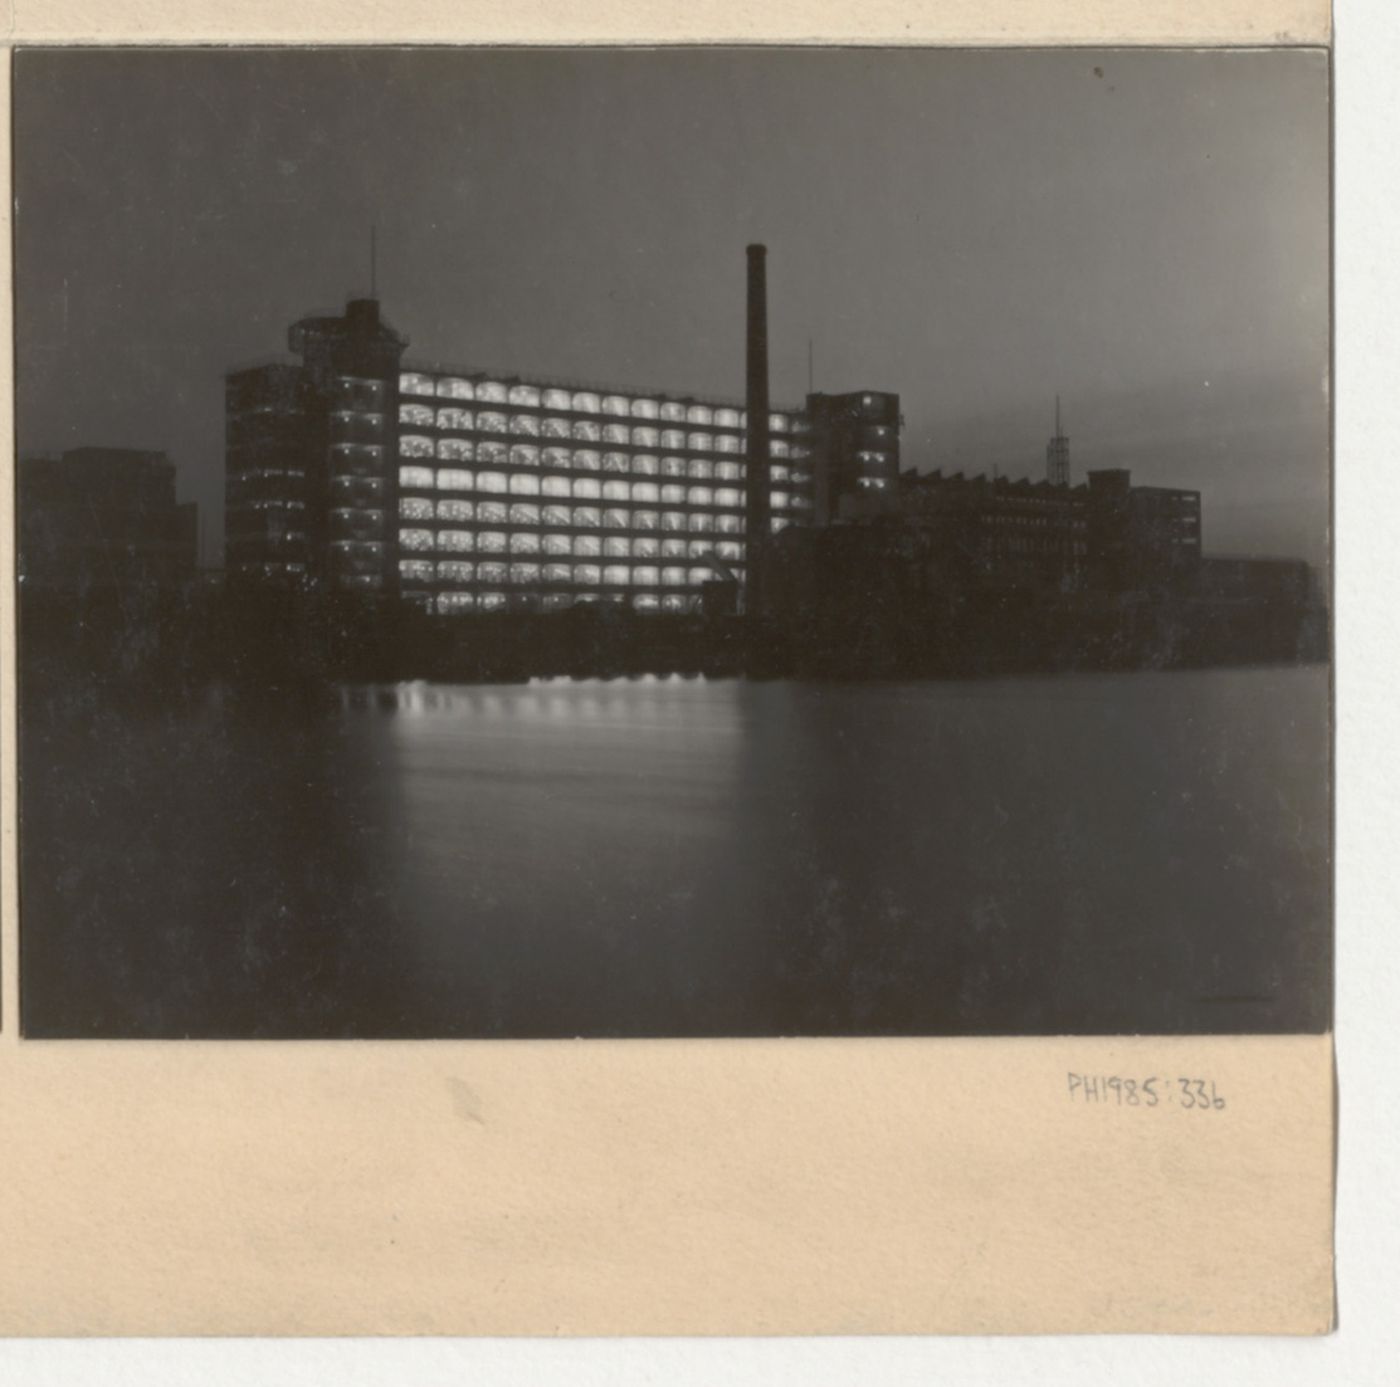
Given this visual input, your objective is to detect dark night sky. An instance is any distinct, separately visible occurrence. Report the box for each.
[14,47,1329,567]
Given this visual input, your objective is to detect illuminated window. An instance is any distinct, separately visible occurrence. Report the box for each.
[632,482,659,503]
[543,562,572,584]
[662,595,691,614]
[477,441,507,466]
[771,517,790,534]
[437,530,474,553]
[437,407,472,431]
[632,594,660,612]
[771,464,791,483]
[399,558,434,581]
[662,511,686,532]
[574,564,601,586]
[438,439,474,463]
[399,528,434,552]
[714,487,741,508]
[633,537,659,559]
[399,466,434,489]
[573,477,601,499]
[477,532,507,554]
[400,435,433,458]
[437,377,474,400]
[790,444,811,460]
[477,560,507,584]
[661,538,688,558]
[599,565,627,587]
[509,473,540,497]
[715,461,743,482]
[542,388,572,411]
[400,404,434,426]
[400,372,437,397]
[604,537,631,558]
[601,395,630,417]
[771,490,790,510]
[510,563,541,584]
[543,476,571,499]
[602,479,629,502]
[633,510,659,532]
[438,499,473,521]
[632,426,659,448]
[437,468,473,492]
[572,391,600,414]
[543,535,571,557]
[660,401,687,422]
[575,534,601,557]
[661,430,686,451]
[573,449,601,472]
[400,497,433,520]
[603,509,629,530]
[662,566,687,586]
[510,531,541,554]
[661,457,686,479]
[542,506,570,527]
[716,514,743,535]
[687,459,713,480]
[476,381,508,404]
[688,566,712,586]
[475,410,506,434]
[509,504,541,527]
[632,454,658,477]
[688,432,712,452]
[508,384,541,408]
[437,592,475,615]
[476,471,508,494]
[602,452,629,474]
[602,423,629,445]
[438,560,474,583]
[715,434,740,454]
[686,404,713,425]
[510,415,541,437]
[478,500,507,524]
[716,541,742,562]
[479,591,508,611]
[541,448,571,473]
[631,399,659,420]
[688,513,715,533]
[687,540,712,560]
[770,440,790,459]
[574,506,601,528]
[661,484,686,505]
[715,408,740,428]
[510,445,540,469]
[542,417,571,439]
[790,494,812,510]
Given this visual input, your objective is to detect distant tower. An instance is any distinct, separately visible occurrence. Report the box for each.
[1046,395,1070,487]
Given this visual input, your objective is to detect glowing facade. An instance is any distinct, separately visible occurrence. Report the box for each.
[225,295,901,613]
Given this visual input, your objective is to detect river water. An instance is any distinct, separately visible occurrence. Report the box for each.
[20,667,1331,1037]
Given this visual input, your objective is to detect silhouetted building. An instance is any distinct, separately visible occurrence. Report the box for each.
[804,389,903,525]
[226,277,901,614]
[899,468,1086,591]
[1083,468,1202,592]
[18,447,197,595]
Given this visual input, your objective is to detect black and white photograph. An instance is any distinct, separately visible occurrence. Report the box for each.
[14,45,1331,1042]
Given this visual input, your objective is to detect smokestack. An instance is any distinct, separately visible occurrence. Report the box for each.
[745,244,771,614]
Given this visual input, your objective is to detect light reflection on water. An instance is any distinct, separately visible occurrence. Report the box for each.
[21,668,1331,1038]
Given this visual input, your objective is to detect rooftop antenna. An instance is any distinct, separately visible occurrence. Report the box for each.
[1046,393,1071,487]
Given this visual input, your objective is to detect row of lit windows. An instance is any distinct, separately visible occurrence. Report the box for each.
[417,591,700,615]
[397,511,754,546]
[400,559,733,588]
[397,532,745,560]
[399,433,806,462]
[396,408,799,453]
[398,372,794,430]
[398,454,806,482]
[398,482,750,510]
